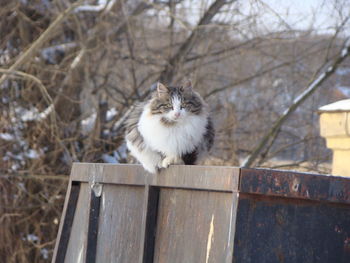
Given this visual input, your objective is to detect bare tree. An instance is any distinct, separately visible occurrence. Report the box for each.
[1,0,350,261]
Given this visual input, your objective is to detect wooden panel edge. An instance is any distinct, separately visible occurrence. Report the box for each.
[70,164,240,192]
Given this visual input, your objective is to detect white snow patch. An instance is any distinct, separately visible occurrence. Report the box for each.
[11,164,19,171]
[116,144,128,160]
[341,47,349,57]
[106,107,117,121]
[0,133,14,141]
[7,152,24,161]
[0,49,10,64]
[27,234,39,242]
[102,153,119,163]
[75,5,105,12]
[25,149,41,159]
[326,66,333,73]
[336,68,350,76]
[20,105,54,122]
[41,248,49,259]
[75,0,116,12]
[2,96,9,103]
[81,112,97,135]
[319,99,350,112]
[41,42,77,64]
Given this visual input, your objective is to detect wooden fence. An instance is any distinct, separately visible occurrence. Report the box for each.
[52,163,350,263]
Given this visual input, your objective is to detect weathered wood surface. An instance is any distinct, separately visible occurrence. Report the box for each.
[153,189,236,263]
[65,183,90,263]
[96,185,144,262]
[70,163,239,192]
[52,163,350,263]
[52,181,79,263]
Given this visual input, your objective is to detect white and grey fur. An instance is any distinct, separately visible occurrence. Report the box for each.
[125,81,214,173]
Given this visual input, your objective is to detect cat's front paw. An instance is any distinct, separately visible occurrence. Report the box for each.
[161,157,172,168]
[161,156,183,168]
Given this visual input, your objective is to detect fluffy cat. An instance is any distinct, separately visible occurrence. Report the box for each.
[125,80,214,173]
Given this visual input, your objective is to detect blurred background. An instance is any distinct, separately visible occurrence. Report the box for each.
[1,0,350,261]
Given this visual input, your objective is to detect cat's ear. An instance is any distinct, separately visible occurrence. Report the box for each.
[157,82,168,97]
[182,79,193,92]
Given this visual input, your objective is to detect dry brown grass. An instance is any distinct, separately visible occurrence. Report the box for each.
[0,176,67,262]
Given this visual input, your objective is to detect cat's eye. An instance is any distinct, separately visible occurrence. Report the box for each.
[159,103,173,110]
[183,101,195,108]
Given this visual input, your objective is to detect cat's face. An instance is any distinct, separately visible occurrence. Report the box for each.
[150,82,203,124]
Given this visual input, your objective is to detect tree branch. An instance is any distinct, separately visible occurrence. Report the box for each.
[242,39,350,167]
[159,0,236,82]
[0,0,84,87]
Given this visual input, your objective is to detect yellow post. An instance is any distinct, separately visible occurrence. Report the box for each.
[319,99,350,177]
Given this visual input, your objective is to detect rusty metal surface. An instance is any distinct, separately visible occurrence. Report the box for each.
[233,194,350,263]
[240,168,350,204]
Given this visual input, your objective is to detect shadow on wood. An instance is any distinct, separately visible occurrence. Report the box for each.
[52,164,350,263]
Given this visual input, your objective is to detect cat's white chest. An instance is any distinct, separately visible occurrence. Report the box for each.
[138,109,207,156]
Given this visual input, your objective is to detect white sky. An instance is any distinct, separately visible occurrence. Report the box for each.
[176,0,350,35]
[256,0,343,33]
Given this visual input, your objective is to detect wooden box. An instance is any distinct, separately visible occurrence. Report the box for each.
[52,164,350,263]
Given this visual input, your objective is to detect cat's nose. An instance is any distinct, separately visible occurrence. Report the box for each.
[174,112,181,118]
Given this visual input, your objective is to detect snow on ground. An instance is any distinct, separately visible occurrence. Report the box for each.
[0,133,14,141]
[25,149,41,159]
[106,107,117,121]
[81,107,118,135]
[81,112,97,135]
[102,152,119,163]
[19,105,54,122]
[75,0,116,12]
[26,234,39,242]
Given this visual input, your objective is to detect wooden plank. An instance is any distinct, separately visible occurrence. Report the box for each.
[52,181,80,263]
[65,183,90,263]
[52,178,71,263]
[153,188,235,263]
[70,163,105,184]
[86,186,102,263]
[150,165,239,192]
[240,168,350,204]
[95,185,144,263]
[71,163,239,192]
[141,187,160,263]
[138,185,151,263]
[71,163,146,185]
[225,192,239,263]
